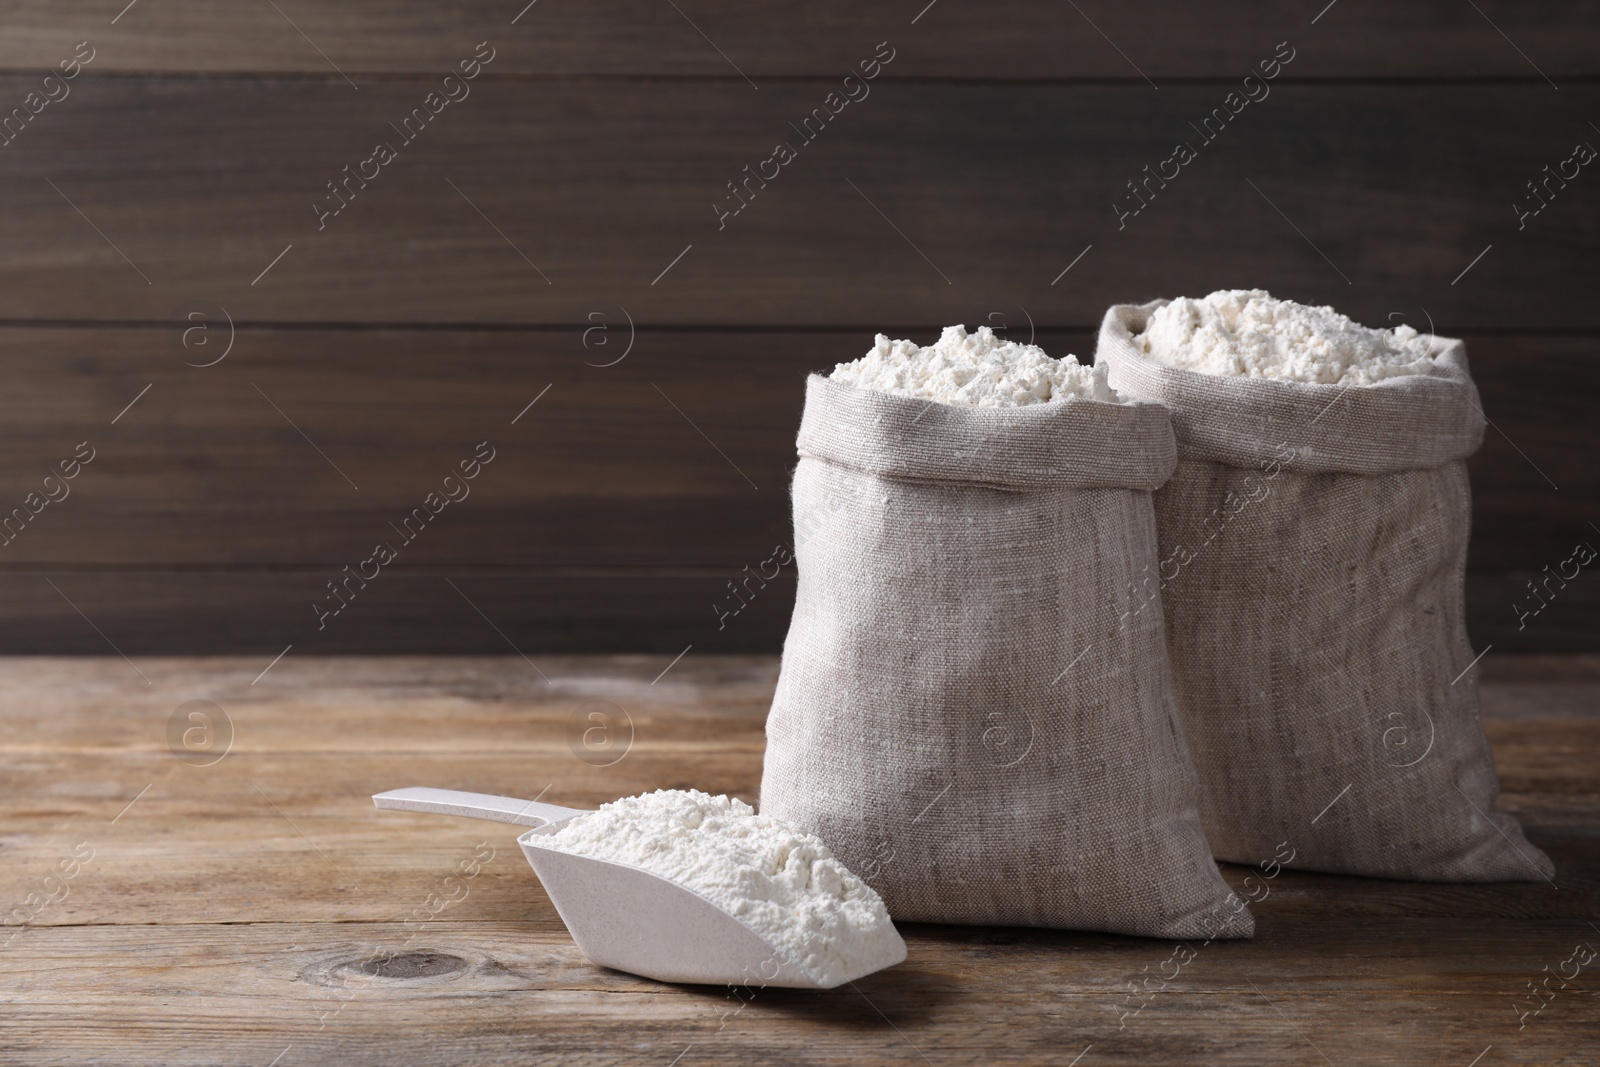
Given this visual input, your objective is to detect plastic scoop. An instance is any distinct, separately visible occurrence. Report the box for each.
[372,786,881,989]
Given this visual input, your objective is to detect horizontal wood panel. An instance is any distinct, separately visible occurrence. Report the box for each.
[0,571,795,655]
[1,80,1595,328]
[0,328,1588,571]
[0,569,1590,655]
[3,2,1597,78]
[1467,333,1600,572]
[0,322,808,568]
[1466,572,1600,655]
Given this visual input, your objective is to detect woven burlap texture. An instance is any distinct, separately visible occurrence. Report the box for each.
[1096,301,1554,883]
[760,374,1253,938]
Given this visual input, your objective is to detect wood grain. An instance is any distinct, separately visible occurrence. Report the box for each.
[0,3,1593,655]
[0,655,1595,1065]
[0,561,1588,657]
[0,320,1587,651]
[0,324,803,567]
[4,922,1598,1066]
[1,79,1595,329]
[0,655,1592,924]
[0,566,1589,659]
[0,327,1586,570]
[0,571,797,654]
[2,1,1596,78]
[1468,573,1600,654]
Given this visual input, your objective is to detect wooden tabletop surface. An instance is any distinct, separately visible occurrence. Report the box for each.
[2,654,1596,1066]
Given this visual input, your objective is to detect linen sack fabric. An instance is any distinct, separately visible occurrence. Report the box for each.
[760,374,1253,939]
[1095,301,1554,882]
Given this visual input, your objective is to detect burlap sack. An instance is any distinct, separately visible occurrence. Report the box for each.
[760,374,1253,939]
[1096,301,1554,883]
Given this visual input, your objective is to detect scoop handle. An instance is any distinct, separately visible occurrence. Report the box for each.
[373,787,589,829]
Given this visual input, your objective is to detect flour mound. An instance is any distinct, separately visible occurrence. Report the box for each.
[831,324,1120,407]
[1136,289,1439,385]
[531,789,905,988]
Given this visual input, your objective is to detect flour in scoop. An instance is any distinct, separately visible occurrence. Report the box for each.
[530,789,905,988]
[831,324,1120,407]
[1136,289,1438,385]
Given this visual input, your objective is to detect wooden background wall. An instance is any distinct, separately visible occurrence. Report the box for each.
[0,1,1595,658]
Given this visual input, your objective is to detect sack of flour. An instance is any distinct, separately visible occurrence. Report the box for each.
[1096,294,1553,883]
[761,327,1252,939]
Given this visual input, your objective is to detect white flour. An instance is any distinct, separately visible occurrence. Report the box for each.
[530,789,905,988]
[1136,289,1439,385]
[831,324,1120,406]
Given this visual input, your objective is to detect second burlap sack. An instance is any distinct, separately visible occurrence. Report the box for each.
[760,373,1252,939]
[1096,301,1553,883]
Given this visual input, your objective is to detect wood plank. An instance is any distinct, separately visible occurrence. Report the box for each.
[0,318,1586,650]
[1466,333,1600,572]
[0,751,1591,927]
[2,1,1596,78]
[0,327,1586,570]
[1466,572,1600,655]
[2,921,1596,1066]
[1,80,1595,328]
[0,567,1591,655]
[0,572,796,655]
[1480,654,1600,683]
[0,571,1590,658]
[0,325,805,568]
[0,655,1595,1065]
[0,656,1593,925]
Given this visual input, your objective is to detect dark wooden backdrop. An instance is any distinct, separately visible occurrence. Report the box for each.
[0,1,1594,657]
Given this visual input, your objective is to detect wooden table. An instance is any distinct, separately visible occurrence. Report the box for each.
[2,655,1596,1065]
